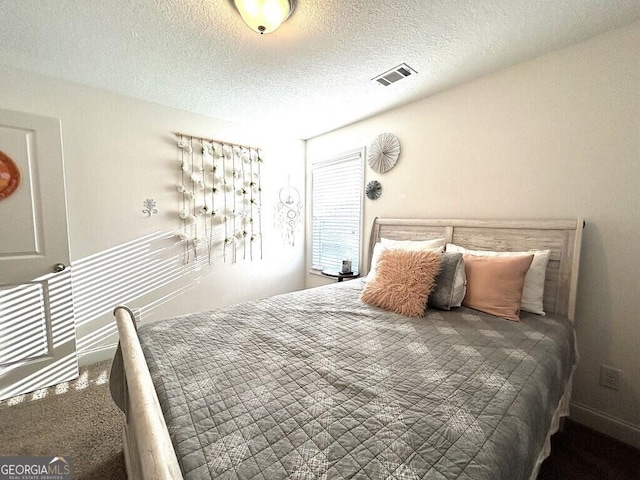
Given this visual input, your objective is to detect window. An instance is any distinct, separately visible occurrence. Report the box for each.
[311,148,364,274]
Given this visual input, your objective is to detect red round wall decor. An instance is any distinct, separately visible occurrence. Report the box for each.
[0,150,21,200]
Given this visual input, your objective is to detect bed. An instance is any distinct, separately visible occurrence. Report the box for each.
[110,217,584,480]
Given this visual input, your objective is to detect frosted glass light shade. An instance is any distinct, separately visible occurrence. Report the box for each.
[234,0,293,34]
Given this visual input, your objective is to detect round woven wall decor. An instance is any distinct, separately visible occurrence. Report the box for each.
[367,132,400,173]
[365,180,382,200]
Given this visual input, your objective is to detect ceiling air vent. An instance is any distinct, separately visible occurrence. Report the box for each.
[372,63,417,86]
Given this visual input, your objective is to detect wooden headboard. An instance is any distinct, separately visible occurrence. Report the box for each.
[367,218,584,320]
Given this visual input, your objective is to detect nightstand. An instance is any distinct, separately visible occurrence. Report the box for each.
[321,270,359,282]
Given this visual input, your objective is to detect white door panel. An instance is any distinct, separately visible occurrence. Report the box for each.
[0,282,48,365]
[0,109,70,281]
[0,129,40,255]
[0,109,77,401]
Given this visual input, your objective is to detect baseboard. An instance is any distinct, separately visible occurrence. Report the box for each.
[77,344,118,367]
[570,401,640,449]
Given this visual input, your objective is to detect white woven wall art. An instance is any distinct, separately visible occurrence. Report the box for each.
[367,132,400,173]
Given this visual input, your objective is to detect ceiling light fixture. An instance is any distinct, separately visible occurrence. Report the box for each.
[234,0,295,35]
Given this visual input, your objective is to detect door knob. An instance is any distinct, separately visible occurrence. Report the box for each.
[53,263,67,273]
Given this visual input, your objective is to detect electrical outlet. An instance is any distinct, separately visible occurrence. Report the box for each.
[599,365,622,391]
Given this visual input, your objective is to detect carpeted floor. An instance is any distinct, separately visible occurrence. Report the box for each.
[0,360,126,480]
[1,360,639,480]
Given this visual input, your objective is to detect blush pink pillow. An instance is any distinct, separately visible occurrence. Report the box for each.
[361,249,442,317]
[462,254,534,322]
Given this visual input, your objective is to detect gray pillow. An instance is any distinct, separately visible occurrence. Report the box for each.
[428,252,465,310]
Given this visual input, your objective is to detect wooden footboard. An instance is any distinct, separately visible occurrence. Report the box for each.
[113,306,183,480]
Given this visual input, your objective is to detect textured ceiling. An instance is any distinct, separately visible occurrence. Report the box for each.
[1,1,639,139]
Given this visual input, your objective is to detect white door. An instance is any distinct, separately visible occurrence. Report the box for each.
[0,109,78,401]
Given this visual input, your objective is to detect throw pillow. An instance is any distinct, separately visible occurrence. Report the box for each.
[462,254,534,322]
[361,249,442,317]
[428,252,464,310]
[447,244,550,315]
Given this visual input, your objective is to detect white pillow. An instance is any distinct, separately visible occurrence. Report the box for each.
[446,243,550,315]
[380,237,447,250]
[366,238,446,283]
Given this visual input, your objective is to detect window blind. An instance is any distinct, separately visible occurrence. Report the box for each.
[311,149,363,274]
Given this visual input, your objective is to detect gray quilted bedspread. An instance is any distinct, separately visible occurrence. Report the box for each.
[126,281,576,479]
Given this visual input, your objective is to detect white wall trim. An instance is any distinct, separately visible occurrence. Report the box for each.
[77,344,118,367]
[570,401,640,449]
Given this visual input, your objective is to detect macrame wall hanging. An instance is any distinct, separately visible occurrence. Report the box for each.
[176,133,263,265]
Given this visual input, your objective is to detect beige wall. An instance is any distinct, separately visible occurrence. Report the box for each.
[306,22,640,445]
[0,65,306,362]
